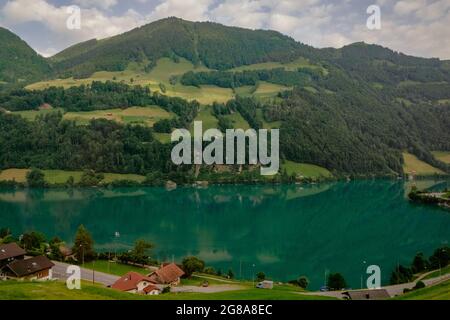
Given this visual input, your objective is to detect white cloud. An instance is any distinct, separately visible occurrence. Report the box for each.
[74,0,118,10]
[149,0,213,21]
[393,0,427,15]
[1,0,146,42]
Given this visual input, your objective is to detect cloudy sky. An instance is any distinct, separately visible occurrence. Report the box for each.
[0,0,449,59]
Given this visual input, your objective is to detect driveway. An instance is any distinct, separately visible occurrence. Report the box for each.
[52,261,119,287]
[171,285,245,293]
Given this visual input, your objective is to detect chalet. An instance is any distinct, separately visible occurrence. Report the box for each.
[148,263,185,286]
[2,256,54,281]
[343,289,390,300]
[0,243,26,268]
[111,272,161,295]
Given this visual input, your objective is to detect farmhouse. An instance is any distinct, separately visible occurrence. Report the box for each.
[2,255,54,281]
[0,243,26,268]
[111,272,161,295]
[148,263,185,286]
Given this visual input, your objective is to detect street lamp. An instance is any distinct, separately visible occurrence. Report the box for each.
[252,264,256,287]
[361,260,367,289]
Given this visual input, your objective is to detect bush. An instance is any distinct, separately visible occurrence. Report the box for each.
[26,168,46,188]
[413,281,426,290]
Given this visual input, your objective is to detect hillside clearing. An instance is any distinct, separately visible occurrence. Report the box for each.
[403,152,444,175]
[432,151,450,164]
[283,161,332,178]
[394,280,450,300]
[0,169,145,185]
[63,106,174,127]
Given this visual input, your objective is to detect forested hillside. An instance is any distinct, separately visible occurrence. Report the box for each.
[0,18,449,179]
[51,17,309,78]
[0,27,51,84]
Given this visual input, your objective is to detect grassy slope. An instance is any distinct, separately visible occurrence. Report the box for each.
[432,151,450,164]
[0,169,145,184]
[394,280,450,300]
[422,266,450,280]
[26,58,302,105]
[63,106,174,127]
[0,280,333,300]
[403,152,444,175]
[283,160,332,178]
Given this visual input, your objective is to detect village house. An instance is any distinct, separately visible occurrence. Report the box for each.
[147,263,185,286]
[1,255,55,281]
[111,272,162,295]
[0,243,26,269]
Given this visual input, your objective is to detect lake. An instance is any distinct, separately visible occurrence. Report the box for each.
[0,179,449,289]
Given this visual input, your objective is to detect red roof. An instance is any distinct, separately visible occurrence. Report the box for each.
[111,272,155,292]
[149,263,185,284]
[143,284,160,294]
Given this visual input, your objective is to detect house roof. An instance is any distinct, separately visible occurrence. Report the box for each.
[149,263,185,284]
[343,289,391,300]
[111,272,155,292]
[0,243,26,261]
[6,256,54,277]
[143,284,160,293]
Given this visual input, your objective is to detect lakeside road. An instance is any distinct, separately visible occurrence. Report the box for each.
[52,261,119,287]
[299,271,450,299]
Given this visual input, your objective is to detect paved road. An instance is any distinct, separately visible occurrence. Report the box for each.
[171,285,245,293]
[52,261,119,287]
[299,271,450,299]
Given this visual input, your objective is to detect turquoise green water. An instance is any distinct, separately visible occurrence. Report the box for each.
[0,179,449,289]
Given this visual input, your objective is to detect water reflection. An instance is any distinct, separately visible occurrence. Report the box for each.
[0,179,448,289]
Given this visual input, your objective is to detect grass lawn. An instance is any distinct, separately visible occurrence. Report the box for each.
[0,280,333,300]
[0,169,145,185]
[229,57,327,75]
[403,152,444,175]
[223,112,250,130]
[0,280,149,300]
[153,132,172,144]
[253,82,292,99]
[160,289,334,300]
[12,108,63,121]
[190,106,219,133]
[432,151,450,164]
[283,161,332,179]
[0,168,29,183]
[63,106,174,127]
[394,280,450,300]
[83,260,150,276]
[43,170,84,184]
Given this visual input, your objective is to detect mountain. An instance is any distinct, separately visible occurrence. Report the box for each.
[51,17,314,78]
[0,18,449,178]
[0,27,51,84]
